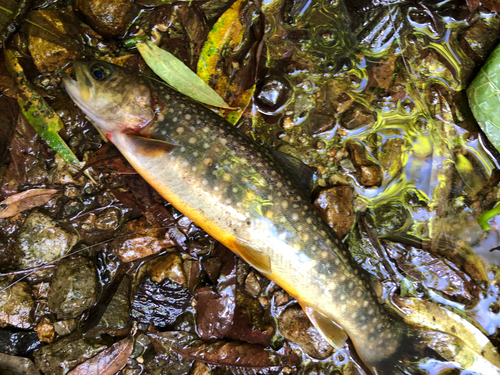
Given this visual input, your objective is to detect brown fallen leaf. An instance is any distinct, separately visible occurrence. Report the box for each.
[0,188,59,219]
[67,337,134,375]
[148,331,300,369]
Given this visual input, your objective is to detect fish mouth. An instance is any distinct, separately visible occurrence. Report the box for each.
[62,60,93,104]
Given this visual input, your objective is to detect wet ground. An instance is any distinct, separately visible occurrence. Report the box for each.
[1,0,500,374]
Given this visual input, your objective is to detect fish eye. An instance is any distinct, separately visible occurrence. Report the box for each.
[90,64,112,81]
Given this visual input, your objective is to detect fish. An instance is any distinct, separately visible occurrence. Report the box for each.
[62,59,449,374]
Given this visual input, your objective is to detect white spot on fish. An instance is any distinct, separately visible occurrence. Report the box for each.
[183,161,189,166]
[192,167,197,172]
[189,137,196,144]
[363,301,369,307]
[165,95,171,100]
[204,143,210,149]
[221,138,228,145]
[226,198,232,204]
[281,200,289,209]
[173,117,178,122]
[311,245,317,251]
[306,218,312,224]
[193,151,199,157]
[180,147,185,152]
[158,113,165,122]
[161,130,166,135]
[292,213,299,221]
[202,179,208,185]
[232,187,238,193]
[320,251,328,259]
[214,186,219,191]
[277,182,283,188]
[203,127,210,133]
[185,114,192,120]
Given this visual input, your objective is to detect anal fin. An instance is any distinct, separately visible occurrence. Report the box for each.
[232,237,272,274]
[301,305,348,350]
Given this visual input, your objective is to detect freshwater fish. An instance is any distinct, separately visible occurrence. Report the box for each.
[63,59,436,374]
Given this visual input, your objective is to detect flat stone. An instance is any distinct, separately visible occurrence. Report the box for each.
[16,211,78,269]
[47,257,97,319]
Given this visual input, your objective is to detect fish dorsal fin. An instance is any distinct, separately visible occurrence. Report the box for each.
[126,134,179,157]
[302,305,348,350]
[232,237,272,274]
[269,149,314,199]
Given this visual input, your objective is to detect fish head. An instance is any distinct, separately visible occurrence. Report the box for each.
[63,59,154,137]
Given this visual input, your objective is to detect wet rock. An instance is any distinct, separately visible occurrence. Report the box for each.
[131,276,191,327]
[274,289,292,307]
[48,154,87,186]
[0,330,41,356]
[245,270,262,297]
[255,74,293,115]
[33,333,107,375]
[85,274,132,337]
[16,211,78,270]
[278,304,333,360]
[94,207,121,230]
[347,141,382,187]
[47,257,98,319]
[110,217,175,262]
[34,317,54,343]
[148,253,187,288]
[339,102,376,130]
[0,280,34,329]
[373,203,409,234]
[53,320,77,337]
[0,353,40,375]
[27,11,82,73]
[371,132,406,178]
[76,0,138,37]
[313,186,354,238]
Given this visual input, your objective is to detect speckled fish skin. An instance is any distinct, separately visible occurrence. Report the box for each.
[64,60,413,374]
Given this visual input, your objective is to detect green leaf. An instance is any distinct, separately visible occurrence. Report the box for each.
[137,40,232,109]
[5,49,91,181]
[467,44,500,153]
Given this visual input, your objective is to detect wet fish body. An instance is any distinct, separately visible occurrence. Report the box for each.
[65,60,416,374]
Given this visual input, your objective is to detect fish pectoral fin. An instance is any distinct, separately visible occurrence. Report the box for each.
[302,305,348,350]
[233,238,272,274]
[127,134,179,156]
